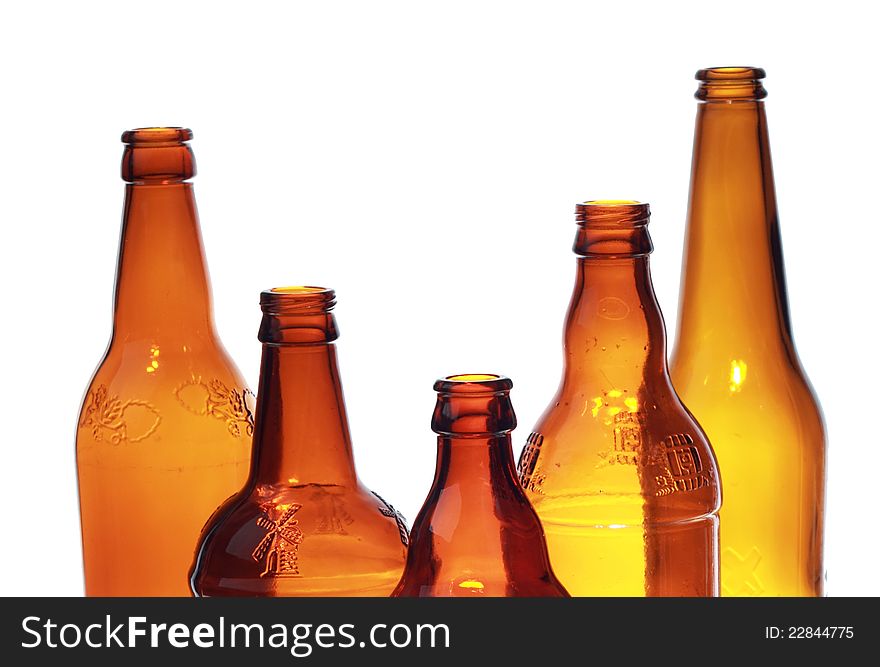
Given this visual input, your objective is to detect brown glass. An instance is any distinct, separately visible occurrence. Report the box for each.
[518,201,721,596]
[671,67,826,596]
[393,375,568,597]
[190,287,408,596]
[76,128,252,596]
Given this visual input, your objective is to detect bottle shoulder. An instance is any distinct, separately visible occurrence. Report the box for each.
[409,483,548,542]
[671,352,825,436]
[532,379,714,452]
[521,381,721,520]
[85,334,249,393]
[76,338,254,456]
[197,482,406,560]
[671,335,820,394]
[192,482,407,596]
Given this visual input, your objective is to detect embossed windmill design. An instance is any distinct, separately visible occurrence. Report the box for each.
[373,492,409,547]
[251,503,304,578]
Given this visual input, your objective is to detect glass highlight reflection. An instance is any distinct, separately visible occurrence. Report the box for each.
[728,359,747,393]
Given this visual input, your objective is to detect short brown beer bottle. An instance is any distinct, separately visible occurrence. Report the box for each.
[671,67,826,597]
[190,287,408,596]
[518,201,721,596]
[393,375,568,597]
[76,128,253,596]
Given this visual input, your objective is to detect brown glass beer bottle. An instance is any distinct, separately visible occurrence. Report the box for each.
[393,375,568,597]
[76,128,253,596]
[670,68,826,597]
[518,201,721,596]
[190,287,408,596]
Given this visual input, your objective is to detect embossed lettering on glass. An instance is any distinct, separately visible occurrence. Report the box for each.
[518,201,721,596]
[190,288,408,596]
[76,128,253,596]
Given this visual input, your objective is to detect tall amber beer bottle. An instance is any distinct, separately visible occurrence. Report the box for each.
[671,68,826,596]
[76,128,253,596]
[191,287,408,596]
[518,201,721,596]
[393,375,568,597]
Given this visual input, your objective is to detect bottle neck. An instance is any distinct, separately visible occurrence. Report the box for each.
[420,433,523,570]
[675,100,793,350]
[425,375,523,530]
[112,182,214,340]
[250,342,358,487]
[564,256,668,384]
[433,433,519,497]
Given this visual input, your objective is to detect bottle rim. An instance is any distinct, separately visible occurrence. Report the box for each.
[434,374,513,395]
[695,66,767,101]
[260,286,337,315]
[576,200,650,228]
[121,127,193,144]
[696,66,766,81]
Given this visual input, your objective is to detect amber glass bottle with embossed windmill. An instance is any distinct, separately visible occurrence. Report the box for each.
[393,375,568,597]
[671,67,826,597]
[518,201,721,596]
[76,128,253,596]
[190,287,408,596]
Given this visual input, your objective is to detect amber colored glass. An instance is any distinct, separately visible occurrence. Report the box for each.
[670,67,826,597]
[190,287,408,596]
[393,375,568,597]
[76,128,253,596]
[517,201,721,596]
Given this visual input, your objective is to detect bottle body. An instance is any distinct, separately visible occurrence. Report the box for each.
[522,375,719,597]
[394,375,568,597]
[193,481,407,596]
[519,202,721,597]
[670,68,826,596]
[77,339,253,596]
[76,128,252,596]
[191,288,407,596]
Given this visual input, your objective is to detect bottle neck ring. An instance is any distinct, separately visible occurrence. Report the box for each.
[573,200,653,257]
[432,374,516,437]
[121,127,195,183]
[696,66,767,102]
[259,287,339,345]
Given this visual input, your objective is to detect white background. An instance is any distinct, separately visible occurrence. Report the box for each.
[1,0,876,596]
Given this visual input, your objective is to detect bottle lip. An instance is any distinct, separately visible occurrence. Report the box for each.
[432,374,517,436]
[121,127,195,183]
[260,286,337,315]
[696,66,766,81]
[695,66,767,101]
[575,200,650,228]
[434,374,513,395]
[121,127,193,144]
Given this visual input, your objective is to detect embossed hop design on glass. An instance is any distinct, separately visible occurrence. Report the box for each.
[76,128,253,596]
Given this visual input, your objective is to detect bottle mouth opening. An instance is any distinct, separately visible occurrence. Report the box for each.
[432,374,517,435]
[121,127,193,144]
[696,66,767,101]
[260,286,337,314]
[448,374,500,382]
[696,66,766,81]
[434,374,512,395]
[270,286,331,295]
[576,200,650,227]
